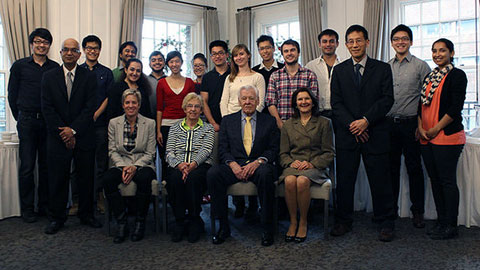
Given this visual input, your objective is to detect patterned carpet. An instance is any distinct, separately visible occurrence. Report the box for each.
[1,204,480,270]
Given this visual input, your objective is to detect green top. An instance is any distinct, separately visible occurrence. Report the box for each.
[181,118,203,130]
[112,67,123,82]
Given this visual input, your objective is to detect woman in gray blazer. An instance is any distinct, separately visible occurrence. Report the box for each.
[103,89,156,244]
[279,88,334,243]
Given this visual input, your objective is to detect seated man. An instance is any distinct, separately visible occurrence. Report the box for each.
[207,85,279,246]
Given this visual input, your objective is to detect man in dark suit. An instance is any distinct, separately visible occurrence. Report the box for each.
[41,38,102,234]
[330,25,396,242]
[207,85,279,246]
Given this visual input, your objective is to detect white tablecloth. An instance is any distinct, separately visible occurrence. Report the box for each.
[354,136,480,227]
[0,142,21,219]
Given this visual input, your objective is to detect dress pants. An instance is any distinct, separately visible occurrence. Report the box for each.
[94,125,108,194]
[158,125,171,181]
[47,137,95,223]
[389,117,425,214]
[421,144,463,226]
[166,163,211,221]
[335,146,396,229]
[207,163,276,232]
[17,111,48,213]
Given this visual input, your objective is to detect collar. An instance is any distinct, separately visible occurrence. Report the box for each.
[241,111,257,121]
[28,55,51,64]
[149,73,164,81]
[63,64,78,77]
[319,55,340,65]
[352,55,368,67]
[211,66,231,76]
[259,60,279,71]
[181,118,204,130]
[394,52,412,63]
[80,62,100,70]
[124,115,138,124]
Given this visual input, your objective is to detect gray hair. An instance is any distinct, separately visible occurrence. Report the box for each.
[182,92,203,110]
[237,85,259,100]
[121,89,142,106]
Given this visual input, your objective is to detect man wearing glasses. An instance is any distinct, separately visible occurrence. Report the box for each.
[8,28,59,223]
[41,38,101,234]
[80,35,114,214]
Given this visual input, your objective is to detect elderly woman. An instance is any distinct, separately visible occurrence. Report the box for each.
[103,89,156,244]
[279,88,334,243]
[165,93,215,243]
[418,38,467,240]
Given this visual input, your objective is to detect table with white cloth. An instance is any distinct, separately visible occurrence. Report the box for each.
[353,136,480,227]
[0,142,21,220]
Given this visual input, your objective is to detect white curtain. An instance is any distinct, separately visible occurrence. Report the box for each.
[236,9,252,49]
[203,8,220,69]
[119,0,144,65]
[298,0,322,64]
[363,0,390,61]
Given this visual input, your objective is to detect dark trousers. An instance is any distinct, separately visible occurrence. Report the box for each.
[103,167,155,217]
[421,144,463,226]
[94,125,108,194]
[17,112,48,212]
[389,117,425,214]
[166,163,211,221]
[158,126,171,181]
[47,139,95,223]
[335,147,396,229]
[207,163,276,232]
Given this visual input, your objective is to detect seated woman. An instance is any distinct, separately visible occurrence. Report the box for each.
[165,93,215,243]
[103,89,156,244]
[106,58,153,120]
[279,88,334,243]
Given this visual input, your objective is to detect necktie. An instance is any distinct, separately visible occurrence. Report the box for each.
[354,63,362,86]
[243,116,252,156]
[66,71,73,101]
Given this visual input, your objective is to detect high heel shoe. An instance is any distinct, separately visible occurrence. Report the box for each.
[285,234,295,242]
[294,235,307,243]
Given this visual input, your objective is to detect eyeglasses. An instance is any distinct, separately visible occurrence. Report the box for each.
[33,39,50,45]
[392,37,410,42]
[84,46,100,52]
[259,46,273,51]
[346,39,366,45]
[186,104,201,109]
[211,51,226,57]
[193,64,205,68]
[61,48,80,54]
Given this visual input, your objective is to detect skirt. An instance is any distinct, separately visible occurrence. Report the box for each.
[279,167,329,185]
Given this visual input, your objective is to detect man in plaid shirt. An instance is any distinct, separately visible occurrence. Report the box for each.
[266,39,319,129]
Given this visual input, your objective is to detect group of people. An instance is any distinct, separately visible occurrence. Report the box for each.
[8,22,467,247]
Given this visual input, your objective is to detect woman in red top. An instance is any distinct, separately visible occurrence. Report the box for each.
[418,38,467,240]
[156,51,195,179]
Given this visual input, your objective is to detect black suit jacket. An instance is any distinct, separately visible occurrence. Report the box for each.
[218,111,279,166]
[330,57,394,154]
[41,65,97,151]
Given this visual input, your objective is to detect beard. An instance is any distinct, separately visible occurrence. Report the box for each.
[285,58,298,66]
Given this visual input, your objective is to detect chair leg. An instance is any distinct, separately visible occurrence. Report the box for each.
[162,192,168,234]
[324,199,329,240]
[154,196,160,234]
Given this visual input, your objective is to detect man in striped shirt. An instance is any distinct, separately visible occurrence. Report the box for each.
[266,39,319,129]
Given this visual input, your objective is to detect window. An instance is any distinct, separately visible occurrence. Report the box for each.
[398,0,480,130]
[0,17,9,132]
[263,20,301,63]
[142,18,193,77]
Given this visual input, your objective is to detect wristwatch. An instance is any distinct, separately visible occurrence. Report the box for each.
[257,159,265,165]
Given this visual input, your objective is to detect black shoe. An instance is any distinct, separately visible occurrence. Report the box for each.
[427,222,442,235]
[412,213,425,229]
[80,216,102,228]
[171,223,185,242]
[261,232,274,246]
[212,228,231,245]
[188,218,203,243]
[114,222,129,244]
[330,224,352,237]
[44,221,64,234]
[22,210,38,223]
[378,228,394,242]
[130,221,145,242]
[430,225,458,240]
[285,234,295,242]
[294,235,307,243]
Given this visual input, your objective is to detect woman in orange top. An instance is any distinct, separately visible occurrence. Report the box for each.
[417,38,467,240]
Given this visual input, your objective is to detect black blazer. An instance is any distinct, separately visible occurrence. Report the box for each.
[418,67,467,135]
[41,65,97,151]
[330,57,394,154]
[218,111,279,166]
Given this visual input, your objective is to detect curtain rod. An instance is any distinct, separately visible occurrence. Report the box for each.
[168,0,216,10]
[237,0,288,12]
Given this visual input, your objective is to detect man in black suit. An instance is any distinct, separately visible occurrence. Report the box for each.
[207,85,279,246]
[330,25,396,241]
[41,38,102,234]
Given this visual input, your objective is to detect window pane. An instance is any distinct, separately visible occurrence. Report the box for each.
[278,23,289,41]
[460,19,476,42]
[289,21,300,40]
[0,97,5,120]
[155,21,167,40]
[459,43,476,56]
[460,0,475,19]
[410,26,420,44]
[440,0,458,21]
[404,3,421,25]
[421,1,438,24]
[143,19,154,39]
[0,47,3,70]
[410,46,422,58]
[465,70,477,102]
[142,38,154,58]
[0,73,4,96]
[422,24,440,45]
[459,56,477,67]
[441,22,457,37]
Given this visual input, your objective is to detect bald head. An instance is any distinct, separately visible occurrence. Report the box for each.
[60,38,81,70]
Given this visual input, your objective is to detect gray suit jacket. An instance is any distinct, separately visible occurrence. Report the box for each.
[108,113,156,170]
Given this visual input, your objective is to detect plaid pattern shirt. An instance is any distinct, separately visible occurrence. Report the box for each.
[123,116,138,152]
[266,66,319,120]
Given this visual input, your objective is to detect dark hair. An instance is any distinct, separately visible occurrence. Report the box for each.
[118,41,137,55]
[28,28,53,45]
[149,50,165,61]
[82,35,102,49]
[192,53,207,67]
[318,29,339,42]
[291,88,319,118]
[432,38,455,64]
[209,40,228,53]
[166,50,183,65]
[345,25,369,41]
[390,24,412,41]
[121,58,153,96]
[280,39,300,54]
[256,35,275,47]
[229,44,251,82]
